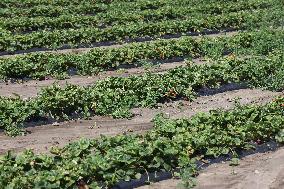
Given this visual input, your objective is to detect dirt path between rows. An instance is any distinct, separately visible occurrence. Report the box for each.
[0,27,282,189]
[0,30,236,99]
[0,87,281,155]
[0,30,238,58]
[0,59,194,98]
[137,146,284,189]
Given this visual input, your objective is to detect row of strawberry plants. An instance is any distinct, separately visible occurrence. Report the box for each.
[0,0,132,8]
[1,95,284,188]
[1,8,283,52]
[0,0,182,18]
[1,29,283,80]
[0,0,273,33]
[0,0,230,9]
[1,51,283,136]
[0,3,107,18]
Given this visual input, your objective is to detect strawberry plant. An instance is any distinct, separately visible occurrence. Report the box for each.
[0,96,283,188]
[0,28,283,80]
[1,6,283,52]
[0,0,283,187]
[0,51,283,135]
[0,0,274,33]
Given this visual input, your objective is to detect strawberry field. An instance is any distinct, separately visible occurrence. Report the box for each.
[0,0,284,188]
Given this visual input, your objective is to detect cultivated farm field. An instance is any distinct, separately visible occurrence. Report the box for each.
[0,0,284,188]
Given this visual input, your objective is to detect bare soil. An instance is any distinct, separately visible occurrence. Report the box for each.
[0,30,238,58]
[0,29,282,189]
[0,87,281,155]
[137,146,284,189]
[0,54,209,99]
[0,60,190,98]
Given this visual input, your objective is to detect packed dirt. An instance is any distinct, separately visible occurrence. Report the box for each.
[0,59,188,99]
[0,30,238,58]
[0,29,283,189]
[0,87,281,155]
[137,146,284,189]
